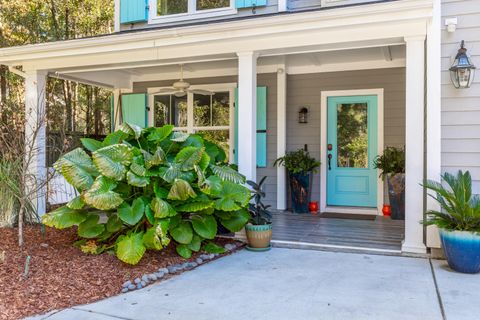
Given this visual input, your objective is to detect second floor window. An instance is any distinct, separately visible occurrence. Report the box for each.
[157,0,231,16]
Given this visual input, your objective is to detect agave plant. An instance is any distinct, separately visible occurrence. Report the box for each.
[42,123,251,264]
[423,170,480,232]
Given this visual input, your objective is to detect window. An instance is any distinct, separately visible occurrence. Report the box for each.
[150,85,234,161]
[152,0,235,23]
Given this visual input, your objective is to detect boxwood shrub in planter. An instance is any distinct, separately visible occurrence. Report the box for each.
[274,149,320,213]
[42,123,251,265]
[373,147,405,220]
[424,170,480,274]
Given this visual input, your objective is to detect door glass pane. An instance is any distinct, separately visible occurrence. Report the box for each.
[172,95,188,127]
[212,92,229,126]
[336,103,368,168]
[158,0,188,16]
[197,0,230,10]
[194,94,211,126]
[196,130,230,160]
[154,95,170,127]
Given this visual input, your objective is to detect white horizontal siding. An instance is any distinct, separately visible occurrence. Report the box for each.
[441,0,480,190]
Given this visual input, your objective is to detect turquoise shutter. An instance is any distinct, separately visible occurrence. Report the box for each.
[121,94,148,128]
[120,0,148,24]
[234,87,267,167]
[235,0,267,8]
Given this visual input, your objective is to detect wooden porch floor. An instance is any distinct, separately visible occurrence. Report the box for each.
[271,211,405,253]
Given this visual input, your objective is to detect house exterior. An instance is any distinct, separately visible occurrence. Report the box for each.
[0,0,478,254]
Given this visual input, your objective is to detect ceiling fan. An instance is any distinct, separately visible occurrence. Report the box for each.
[149,64,214,97]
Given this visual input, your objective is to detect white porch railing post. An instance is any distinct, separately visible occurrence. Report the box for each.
[276,66,287,210]
[236,51,258,183]
[403,36,427,254]
[25,70,48,217]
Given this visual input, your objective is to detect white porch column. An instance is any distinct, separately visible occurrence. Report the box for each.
[276,66,287,210]
[426,0,442,249]
[402,36,427,254]
[25,70,48,217]
[237,52,258,182]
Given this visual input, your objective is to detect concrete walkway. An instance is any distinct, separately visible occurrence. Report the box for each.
[31,248,480,320]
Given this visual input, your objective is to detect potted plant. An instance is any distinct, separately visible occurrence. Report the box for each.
[423,171,480,274]
[373,147,405,220]
[245,177,273,251]
[274,149,320,213]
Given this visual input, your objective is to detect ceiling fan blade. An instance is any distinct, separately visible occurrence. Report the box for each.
[149,87,176,95]
[190,89,214,96]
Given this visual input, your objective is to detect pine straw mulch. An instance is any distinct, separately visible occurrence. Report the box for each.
[0,226,241,320]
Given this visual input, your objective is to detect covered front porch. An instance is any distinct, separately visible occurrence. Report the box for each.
[0,0,440,254]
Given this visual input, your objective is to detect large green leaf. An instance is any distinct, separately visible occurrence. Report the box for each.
[130,159,146,177]
[80,138,103,152]
[200,175,223,195]
[143,220,170,250]
[168,179,197,201]
[160,164,182,183]
[53,148,98,190]
[151,197,176,218]
[102,130,129,146]
[118,122,143,139]
[126,171,150,187]
[220,208,250,232]
[118,198,145,225]
[171,131,190,142]
[209,165,245,184]
[78,214,105,238]
[144,147,166,169]
[147,125,174,142]
[176,244,192,259]
[175,146,204,171]
[203,241,225,254]
[42,206,87,229]
[212,181,250,211]
[170,221,193,244]
[176,201,213,212]
[191,215,217,239]
[84,176,124,210]
[92,144,133,181]
[199,153,210,171]
[106,215,123,232]
[66,196,85,210]
[188,234,202,252]
[115,232,146,265]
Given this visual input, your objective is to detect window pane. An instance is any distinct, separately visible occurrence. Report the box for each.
[158,0,188,16]
[193,94,211,126]
[197,130,230,161]
[172,95,188,127]
[197,0,230,10]
[212,92,229,126]
[336,103,368,168]
[154,95,170,127]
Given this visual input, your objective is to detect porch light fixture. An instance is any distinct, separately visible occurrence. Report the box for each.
[298,107,309,124]
[450,40,476,89]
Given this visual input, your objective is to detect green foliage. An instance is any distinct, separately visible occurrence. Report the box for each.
[373,147,405,178]
[423,170,480,232]
[42,124,250,264]
[247,177,272,225]
[274,149,320,175]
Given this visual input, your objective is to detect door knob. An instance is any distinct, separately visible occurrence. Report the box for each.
[327,154,332,170]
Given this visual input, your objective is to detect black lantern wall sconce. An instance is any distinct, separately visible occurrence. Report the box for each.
[450,40,476,89]
[298,107,309,124]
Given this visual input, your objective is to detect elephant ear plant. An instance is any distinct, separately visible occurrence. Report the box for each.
[42,123,251,265]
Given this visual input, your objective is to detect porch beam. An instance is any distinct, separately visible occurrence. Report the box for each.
[24,70,48,217]
[236,52,258,182]
[277,65,287,210]
[402,36,427,254]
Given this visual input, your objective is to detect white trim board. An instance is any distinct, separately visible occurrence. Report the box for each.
[320,89,385,215]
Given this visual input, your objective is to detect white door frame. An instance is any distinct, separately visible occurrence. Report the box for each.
[320,89,384,215]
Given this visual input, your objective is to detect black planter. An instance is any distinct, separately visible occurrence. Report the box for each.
[387,173,405,220]
[289,172,313,213]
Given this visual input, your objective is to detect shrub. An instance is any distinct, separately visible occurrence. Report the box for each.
[373,146,405,178]
[274,149,320,175]
[42,123,251,264]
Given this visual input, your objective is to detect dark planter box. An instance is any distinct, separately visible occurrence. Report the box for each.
[288,172,313,213]
[387,173,405,220]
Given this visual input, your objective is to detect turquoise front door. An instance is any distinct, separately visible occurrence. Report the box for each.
[326,95,378,207]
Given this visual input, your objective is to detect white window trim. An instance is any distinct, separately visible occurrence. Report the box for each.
[147,82,236,161]
[148,0,237,25]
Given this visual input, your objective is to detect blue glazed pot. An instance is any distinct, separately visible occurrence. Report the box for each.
[439,229,480,274]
